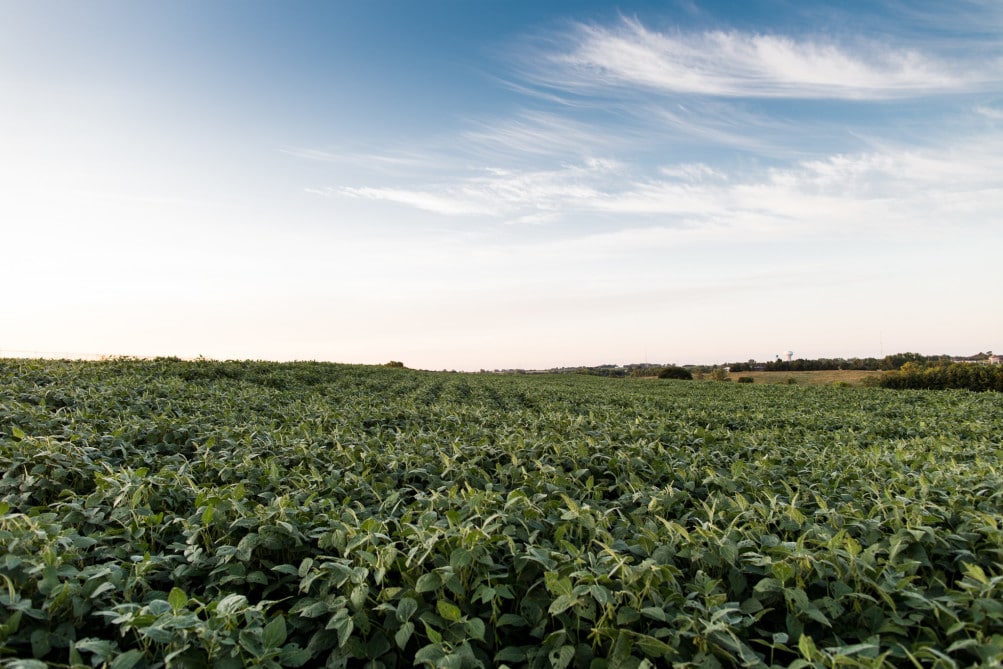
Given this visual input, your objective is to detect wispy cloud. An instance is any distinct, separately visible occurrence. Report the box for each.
[337,159,622,220]
[329,134,1003,243]
[976,105,1003,120]
[529,18,996,100]
[460,110,623,160]
[337,186,496,216]
[309,10,1003,251]
[646,100,804,156]
[280,145,434,170]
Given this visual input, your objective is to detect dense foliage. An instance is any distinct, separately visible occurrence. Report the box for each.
[1,359,1002,668]
[726,354,948,373]
[878,362,1003,393]
[656,366,693,380]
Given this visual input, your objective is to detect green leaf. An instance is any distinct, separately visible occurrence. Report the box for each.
[293,600,329,618]
[69,641,85,667]
[590,584,612,607]
[549,645,575,669]
[464,617,485,642]
[216,594,248,615]
[31,628,52,658]
[496,613,527,628]
[141,625,174,644]
[437,599,462,622]
[395,621,415,649]
[415,572,440,593]
[634,633,675,658]
[168,587,188,612]
[616,606,640,626]
[272,563,299,576]
[235,533,259,562]
[423,620,443,645]
[11,425,26,440]
[415,643,446,665]
[350,583,369,609]
[754,577,783,593]
[771,561,795,584]
[262,615,287,648]
[72,534,99,549]
[327,610,354,648]
[279,643,311,667]
[6,661,47,669]
[963,562,989,585]
[110,650,145,669]
[247,570,269,585]
[397,596,419,622]
[494,646,527,662]
[548,594,578,615]
[611,632,633,666]
[90,581,118,600]
[798,634,817,661]
[473,584,496,604]
[450,548,472,569]
[544,571,573,596]
[640,606,669,622]
[74,638,115,661]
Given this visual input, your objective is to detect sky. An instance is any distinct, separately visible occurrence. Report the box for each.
[2,0,1001,370]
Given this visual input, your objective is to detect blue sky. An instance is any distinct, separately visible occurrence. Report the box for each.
[2,1,1001,369]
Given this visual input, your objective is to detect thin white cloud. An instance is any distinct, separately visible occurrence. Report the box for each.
[976,105,1003,120]
[461,110,622,159]
[337,159,622,220]
[533,18,994,99]
[647,100,815,157]
[280,145,435,169]
[279,146,342,162]
[339,186,495,216]
[329,135,1003,242]
[657,162,726,181]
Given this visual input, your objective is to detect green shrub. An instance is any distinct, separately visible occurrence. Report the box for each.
[709,367,729,382]
[737,376,754,384]
[879,361,1003,392]
[657,365,693,380]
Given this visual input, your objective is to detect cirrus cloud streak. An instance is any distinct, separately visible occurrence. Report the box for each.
[530,18,998,100]
[331,137,1003,244]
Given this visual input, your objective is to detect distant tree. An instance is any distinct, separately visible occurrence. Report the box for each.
[709,367,729,382]
[657,365,693,380]
[880,352,925,370]
[384,361,405,368]
[881,361,1003,392]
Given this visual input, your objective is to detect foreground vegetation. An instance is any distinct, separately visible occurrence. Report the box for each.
[1,358,1002,668]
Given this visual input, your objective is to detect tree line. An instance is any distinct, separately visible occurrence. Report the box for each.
[726,352,957,373]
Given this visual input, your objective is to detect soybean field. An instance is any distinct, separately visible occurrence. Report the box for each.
[1,358,1002,668]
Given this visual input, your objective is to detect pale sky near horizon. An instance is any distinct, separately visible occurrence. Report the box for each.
[2,0,1001,370]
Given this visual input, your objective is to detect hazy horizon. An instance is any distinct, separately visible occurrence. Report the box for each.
[3,1,1001,371]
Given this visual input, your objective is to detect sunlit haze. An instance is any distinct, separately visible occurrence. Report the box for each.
[3,1,1001,370]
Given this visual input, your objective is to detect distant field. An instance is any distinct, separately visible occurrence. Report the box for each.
[723,369,883,386]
